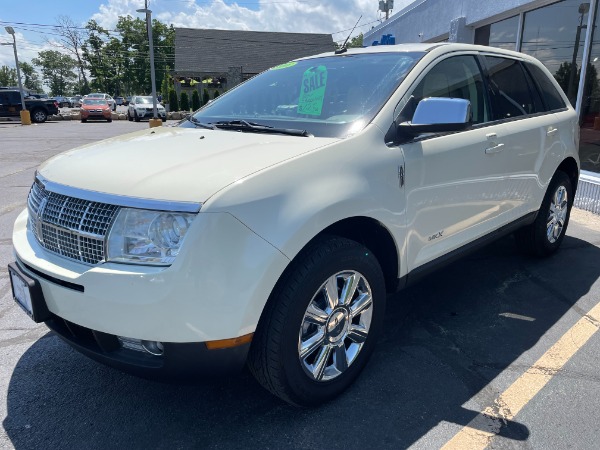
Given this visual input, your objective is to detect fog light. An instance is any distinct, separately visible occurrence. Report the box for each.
[142,340,164,356]
[118,336,164,356]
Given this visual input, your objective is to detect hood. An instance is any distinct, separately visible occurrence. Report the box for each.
[38,126,338,203]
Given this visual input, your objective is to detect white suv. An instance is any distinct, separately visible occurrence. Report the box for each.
[127,95,167,122]
[9,44,579,406]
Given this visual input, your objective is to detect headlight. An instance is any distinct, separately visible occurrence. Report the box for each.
[107,208,196,265]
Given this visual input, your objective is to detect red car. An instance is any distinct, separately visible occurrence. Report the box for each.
[80,99,112,123]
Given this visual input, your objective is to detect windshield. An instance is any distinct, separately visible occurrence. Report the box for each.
[136,97,152,104]
[84,99,107,105]
[183,52,424,138]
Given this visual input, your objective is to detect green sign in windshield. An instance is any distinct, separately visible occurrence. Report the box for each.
[297,65,328,116]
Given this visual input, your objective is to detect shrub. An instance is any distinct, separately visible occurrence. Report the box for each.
[168,89,179,111]
[203,88,210,106]
[213,90,220,99]
[192,89,201,110]
[180,91,190,112]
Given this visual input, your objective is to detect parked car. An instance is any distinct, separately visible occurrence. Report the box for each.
[9,43,579,406]
[124,96,132,106]
[85,93,116,111]
[54,96,73,108]
[0,89,58,122]
[80,98,112,123]
[127,95,167,122]
[115,96,124,106]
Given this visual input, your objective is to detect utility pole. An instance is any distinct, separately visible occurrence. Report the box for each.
[2,27,31,125]
[379,0,394,20]
[137,0,161,127]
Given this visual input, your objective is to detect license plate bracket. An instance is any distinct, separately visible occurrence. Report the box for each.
[8,262,51,323]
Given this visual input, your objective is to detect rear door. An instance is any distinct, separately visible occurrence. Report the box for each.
[481,55,560,217]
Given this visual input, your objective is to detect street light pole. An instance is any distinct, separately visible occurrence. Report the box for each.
[136,7,161,128]
[3,26,31,125]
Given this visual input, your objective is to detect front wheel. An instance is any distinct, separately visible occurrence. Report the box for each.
[134,111,140,122]
[515,170,573,256]
[248,236,386,406]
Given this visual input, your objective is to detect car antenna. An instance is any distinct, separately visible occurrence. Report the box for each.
[335,15,362,55]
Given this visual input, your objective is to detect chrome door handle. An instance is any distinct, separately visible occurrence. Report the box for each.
[547,127,558,136]
[485,143,505,154]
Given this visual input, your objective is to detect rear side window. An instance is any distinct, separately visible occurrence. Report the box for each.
[525,63,567,111]
[485,56,537,120]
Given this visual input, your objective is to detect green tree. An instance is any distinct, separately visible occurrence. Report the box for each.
[32,50,77,95]
[203,88,210,106]
[168,88,179,111]
[161,68,171,100]
[180,91,190,111]
[19,62,42,92]
[213,90,220,99]
[334,32,363,50]
[192,89,201,110]
[0,65,17,86]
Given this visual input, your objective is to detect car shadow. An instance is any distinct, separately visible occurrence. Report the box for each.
[3,234,600,449]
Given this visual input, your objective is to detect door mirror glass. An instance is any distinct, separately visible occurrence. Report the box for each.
[412,97,471,125]
[398,97,471,139]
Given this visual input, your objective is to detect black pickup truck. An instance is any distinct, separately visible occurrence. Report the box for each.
[0,90,59,123]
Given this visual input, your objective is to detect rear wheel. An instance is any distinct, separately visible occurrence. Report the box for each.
[31,108,47,123]
[515,170,573,256]
[248,236,386,406]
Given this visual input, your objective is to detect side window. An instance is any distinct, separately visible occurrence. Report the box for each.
[406,55,489,124]
[484,56,537,120]
[525,62,567,111]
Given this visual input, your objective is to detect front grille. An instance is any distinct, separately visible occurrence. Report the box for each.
[28,179,119,264]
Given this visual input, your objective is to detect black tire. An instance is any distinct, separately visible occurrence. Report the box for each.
[134,111,140,122]
[161,117,167,122]
[127,111,133,122]
[81,119,87,123]
[248,236,386,406]
[31,108,47,123]
[515,170,573,257]
[107,118,112,123]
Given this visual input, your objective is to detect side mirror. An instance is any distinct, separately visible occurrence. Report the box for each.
[398,97,471,138]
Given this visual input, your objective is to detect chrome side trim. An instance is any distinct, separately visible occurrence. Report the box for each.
[36,173,202,213]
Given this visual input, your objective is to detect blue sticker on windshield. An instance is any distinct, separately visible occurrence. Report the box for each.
[297,66,328,116]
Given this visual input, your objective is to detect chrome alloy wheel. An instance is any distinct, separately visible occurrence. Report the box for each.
[298,270,373,382]
[547,185,568,244]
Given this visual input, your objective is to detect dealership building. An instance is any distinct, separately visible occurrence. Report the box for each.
[365,0,600,212]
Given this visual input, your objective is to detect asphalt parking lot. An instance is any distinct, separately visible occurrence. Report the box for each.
[1,120,600,449]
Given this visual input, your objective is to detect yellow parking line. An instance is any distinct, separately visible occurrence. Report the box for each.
[442,301,600,450]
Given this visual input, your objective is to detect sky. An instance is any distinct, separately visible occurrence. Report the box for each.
[0,0,414,70]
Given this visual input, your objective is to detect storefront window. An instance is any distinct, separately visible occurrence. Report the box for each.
[521,0,590,107]
[474,15,519,50]
[579,2,600,173]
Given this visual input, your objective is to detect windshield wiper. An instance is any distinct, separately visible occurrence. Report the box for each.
[212,120,312,137]
[189,116,216,130]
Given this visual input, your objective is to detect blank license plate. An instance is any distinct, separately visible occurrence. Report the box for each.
[9,268,34,317]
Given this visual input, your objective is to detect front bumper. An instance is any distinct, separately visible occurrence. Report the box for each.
[9,259,249,378]
[136,109,166,119]
[81,111,111,120]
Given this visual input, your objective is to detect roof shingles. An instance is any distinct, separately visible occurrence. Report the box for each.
[175,28,334,74]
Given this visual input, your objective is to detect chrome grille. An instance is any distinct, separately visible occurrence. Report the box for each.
[27,180,119,264]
